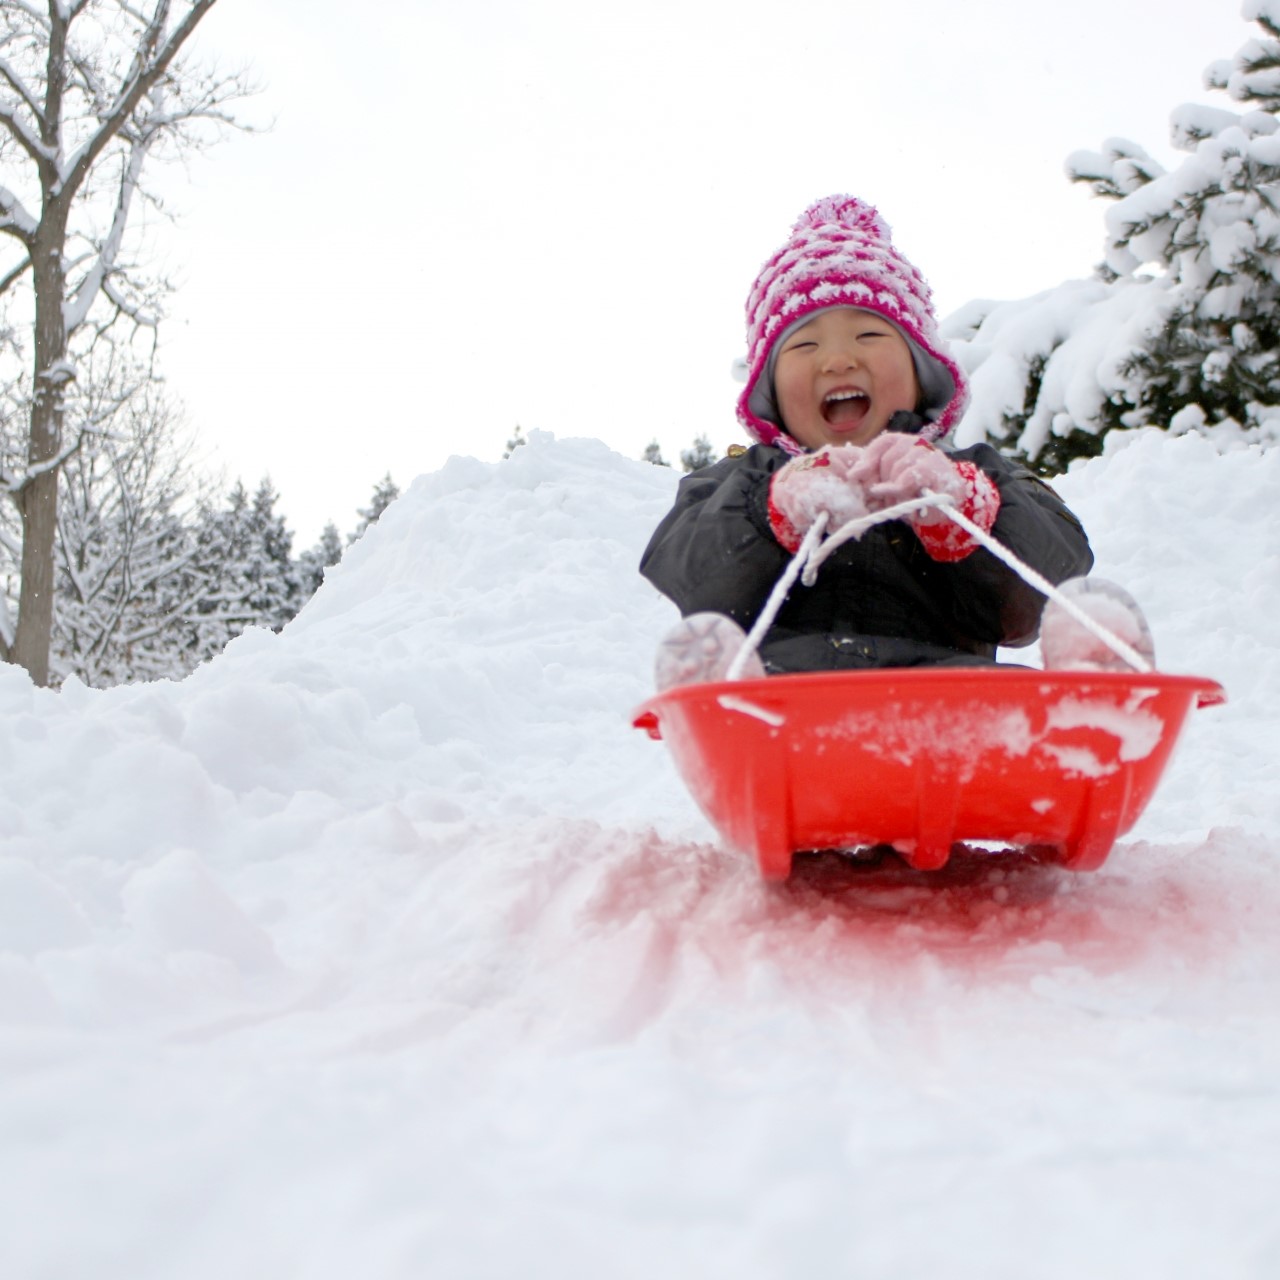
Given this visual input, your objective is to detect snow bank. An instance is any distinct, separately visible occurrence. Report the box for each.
[2,431,1279,1279]
[1051,429,1280,837]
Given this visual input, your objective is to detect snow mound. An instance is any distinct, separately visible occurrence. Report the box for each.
[2,430,1279,1278]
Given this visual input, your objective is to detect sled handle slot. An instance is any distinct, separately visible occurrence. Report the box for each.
[633,710,662,740]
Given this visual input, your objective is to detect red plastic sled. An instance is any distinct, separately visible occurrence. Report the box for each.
[632,668,1225,880]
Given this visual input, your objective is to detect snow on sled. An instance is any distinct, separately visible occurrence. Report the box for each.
[632,666,1224,881]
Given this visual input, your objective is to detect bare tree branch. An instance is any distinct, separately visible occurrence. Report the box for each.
[0,183,38,243]
[100,276,159,328]
[63,128,152,330]
[0,92,51,165]
[6,426,88,497]
[2,2,52,25]
[0,53,43,120]
[58,0,219,203]
[0,254,31,296]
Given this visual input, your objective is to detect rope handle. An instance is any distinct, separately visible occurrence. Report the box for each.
[724,491,1153,681]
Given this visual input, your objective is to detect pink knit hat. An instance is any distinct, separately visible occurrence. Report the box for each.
[737,195,968,453]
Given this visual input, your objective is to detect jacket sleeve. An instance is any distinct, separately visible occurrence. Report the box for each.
[926,443,1094,647]
[639,447,794,627]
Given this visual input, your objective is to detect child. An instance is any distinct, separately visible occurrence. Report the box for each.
[641,195,1152,687]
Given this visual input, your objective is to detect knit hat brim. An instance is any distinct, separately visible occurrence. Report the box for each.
[746,307,959,434]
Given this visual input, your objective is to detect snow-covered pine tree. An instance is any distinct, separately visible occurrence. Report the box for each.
[504,425,526,458]
[680,434,716,472]
[298,522,344,596]
[947,0,1280,470]
[187,477,302,663]
[641,440,670,467]
[1075,1,1280,438]
[246,478,302,631]
[349,474,400,544]
[186,482,254,665]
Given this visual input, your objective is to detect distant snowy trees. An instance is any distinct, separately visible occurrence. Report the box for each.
[0,1,392,691]
[187,479,302,663]
[297,523,344,598]
[51,384,211,687]
[504,425,527,458]
[679,434,716,472]
[165,474,397,681]
[640,435,717,471]
[640,435,742,471]
[948,0,1280,471]
[0,0,252,686]
[350,474,400,543]
[0,422,402,688]
[641,440,670,467]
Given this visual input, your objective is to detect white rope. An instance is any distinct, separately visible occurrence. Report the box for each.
[724,512,828,681]
[725,491,1154,680]
[800,494,945,585]
[922,493,1155,673]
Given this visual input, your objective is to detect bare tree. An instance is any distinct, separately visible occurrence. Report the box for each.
[0,0,251,685]
[53,372,214,685]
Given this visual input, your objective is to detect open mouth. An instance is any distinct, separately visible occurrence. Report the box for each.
[821,389,870,428]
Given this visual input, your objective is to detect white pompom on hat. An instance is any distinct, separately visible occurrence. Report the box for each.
[737,195,969,453]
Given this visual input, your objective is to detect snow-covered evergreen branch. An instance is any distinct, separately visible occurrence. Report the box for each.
[950,2,1280,467]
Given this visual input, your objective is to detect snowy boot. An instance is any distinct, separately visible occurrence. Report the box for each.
[654,612,766,691]
[1040,577,1156,672]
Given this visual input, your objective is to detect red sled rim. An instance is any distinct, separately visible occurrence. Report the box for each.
[633,667,1226,880]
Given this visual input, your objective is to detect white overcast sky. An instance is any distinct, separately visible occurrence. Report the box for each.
[153,0,1252,545]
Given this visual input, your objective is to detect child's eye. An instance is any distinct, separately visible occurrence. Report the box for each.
[784,341,818,353]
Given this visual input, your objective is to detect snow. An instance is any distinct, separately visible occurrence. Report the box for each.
[1170,103,1245,151]
[3,429,1280,1277]
[1244,0,1280,24]
[946,277,1181,454]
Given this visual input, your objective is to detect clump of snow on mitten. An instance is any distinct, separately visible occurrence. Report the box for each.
[655,613,765,691]
[770,447,871,543]
[1041,577,1156,672]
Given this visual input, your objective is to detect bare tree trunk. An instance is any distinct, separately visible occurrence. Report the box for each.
[13,479,57,686]
[12,223,71,687]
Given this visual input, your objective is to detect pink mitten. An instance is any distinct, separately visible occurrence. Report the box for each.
[846,434,967,515]
[847,434,1001,562]
[768,446,870,553]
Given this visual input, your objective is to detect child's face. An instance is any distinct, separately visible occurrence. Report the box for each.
[773,308,920,451]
